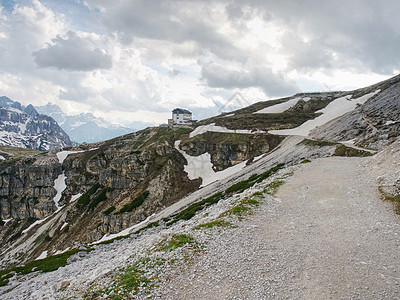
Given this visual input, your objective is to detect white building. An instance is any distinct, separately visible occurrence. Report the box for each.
[168,108,193,127]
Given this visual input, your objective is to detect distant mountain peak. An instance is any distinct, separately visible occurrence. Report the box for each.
[0,97,72,151]
[35,103,133,144]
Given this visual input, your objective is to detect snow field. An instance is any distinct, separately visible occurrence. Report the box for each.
[269,90,380,136]
[189,123,265,138]
[253,97,303,114]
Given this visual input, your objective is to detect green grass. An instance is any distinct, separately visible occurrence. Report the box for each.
[264,180,285,195]
[88,188,108,210]
[158,234,196,252]
[133,221,160,235]
[379,186,400,214]
[221,197,260,219]
[224,163,285,194]
[194,219,232,230]
[116,191,150,214]
[333,144,373,157]
[0,248,93,286]
[165,192,224,225]
[85,257,167,298]
[300,159,311,163]
[77,183,101,207]
[103,206,116,215]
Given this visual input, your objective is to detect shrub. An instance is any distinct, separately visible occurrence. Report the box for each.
[103,206,116,215]
[117,191,150,214]
[167,192,224,225]
[77,183,101,207]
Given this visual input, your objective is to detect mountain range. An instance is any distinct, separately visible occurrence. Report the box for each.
[0,75,399,298]
[35,103,134,144]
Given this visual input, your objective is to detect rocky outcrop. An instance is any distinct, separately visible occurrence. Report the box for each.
[179,132,284,171]
[310,76,400,150]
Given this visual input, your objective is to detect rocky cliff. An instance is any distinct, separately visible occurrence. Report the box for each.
[0,125,282,267]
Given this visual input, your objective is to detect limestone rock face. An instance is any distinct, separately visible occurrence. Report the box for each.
[179,132,284,171]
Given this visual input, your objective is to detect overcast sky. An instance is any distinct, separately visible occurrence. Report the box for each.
[0,0,399,126]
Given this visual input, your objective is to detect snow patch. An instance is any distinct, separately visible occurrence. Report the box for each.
[269,90,380,136]
[189,123,265,138]
[0,155,5,160]
[253,154,264,162]
[254,97,302,114]
[70,193,82,202]
[2,218,12,224]
[175,140,247,187]
[385,120,397,125]
[54,248,70,256]
[60,222,68,231]
[56,150,85,164]
[53,173,67,209]
[22,216,51,234]
[36,251,48,260]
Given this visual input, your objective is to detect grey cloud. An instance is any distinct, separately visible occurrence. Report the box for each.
[33,31,112,71]
[245,0,400,74]
[200,62,299,97]
[85,0,245,62]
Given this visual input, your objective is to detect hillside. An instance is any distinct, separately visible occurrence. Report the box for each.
[0,75,399,299]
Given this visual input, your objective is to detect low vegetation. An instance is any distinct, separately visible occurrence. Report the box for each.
[157,234,196,252]
[379,186,400,214]
[333,144,373,157]
[194,219,232,230]
[0,248,93,287]
[77,183,101,207]
[116,191,150,214]
[164,192,224,225]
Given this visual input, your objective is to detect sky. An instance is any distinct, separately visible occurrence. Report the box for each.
[0,0,399,127]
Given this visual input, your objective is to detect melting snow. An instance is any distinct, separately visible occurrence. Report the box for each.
[254,97,304,114]
[189,123,265,138]
[70,193,82,202]
[175,140,247,187]
[36,250,48,260]
[269,90,380,136]
[22,215,51,234]
[2,218,12,224]
[53,173,67,209]
[60,222,68,231]
[56,150,85,164]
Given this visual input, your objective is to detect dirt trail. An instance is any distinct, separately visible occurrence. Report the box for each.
[158,157,400,299]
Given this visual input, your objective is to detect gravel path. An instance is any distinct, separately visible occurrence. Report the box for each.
[154,157,400,299]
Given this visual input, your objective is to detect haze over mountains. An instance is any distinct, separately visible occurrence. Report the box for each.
[35,103,135,144]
